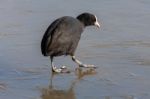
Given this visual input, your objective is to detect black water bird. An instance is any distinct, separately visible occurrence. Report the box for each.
[41,12,100,73]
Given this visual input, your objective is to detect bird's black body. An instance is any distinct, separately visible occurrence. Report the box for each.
[41,13,100,73]
[41,16,84,57]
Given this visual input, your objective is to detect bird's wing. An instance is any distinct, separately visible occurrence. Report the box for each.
[41,18,61,56]
[41,17,82,56]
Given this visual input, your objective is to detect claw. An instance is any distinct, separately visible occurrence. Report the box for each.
[79,64,97,68]
[61,65,67,69]
[52,66,70,73]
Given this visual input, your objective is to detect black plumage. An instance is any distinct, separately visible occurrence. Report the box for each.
[41,16,83,57]
[41,12,100,73]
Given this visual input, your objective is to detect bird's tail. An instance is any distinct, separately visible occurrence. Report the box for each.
[41,34,47,56]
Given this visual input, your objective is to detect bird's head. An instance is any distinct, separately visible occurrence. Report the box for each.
[77,12,100,28]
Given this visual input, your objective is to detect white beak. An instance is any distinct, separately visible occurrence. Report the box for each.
[94,15,100,28]
[94,21,100,28]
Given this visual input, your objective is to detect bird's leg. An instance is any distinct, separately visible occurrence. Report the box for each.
[50,57,70,73]
[71,55,96,68]
[50,57,61,73]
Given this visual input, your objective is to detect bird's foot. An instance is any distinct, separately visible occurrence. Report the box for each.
[79,64,97,68]
[52,66,70,73]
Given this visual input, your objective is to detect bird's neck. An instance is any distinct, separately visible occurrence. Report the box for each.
[76,17,88,27]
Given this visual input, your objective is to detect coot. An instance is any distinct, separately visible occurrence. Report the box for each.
[41,12,100,73]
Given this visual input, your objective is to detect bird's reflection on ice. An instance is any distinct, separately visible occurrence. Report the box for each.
[40,68,96,99]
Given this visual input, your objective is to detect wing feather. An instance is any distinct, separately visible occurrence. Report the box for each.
[41,18,61,56]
